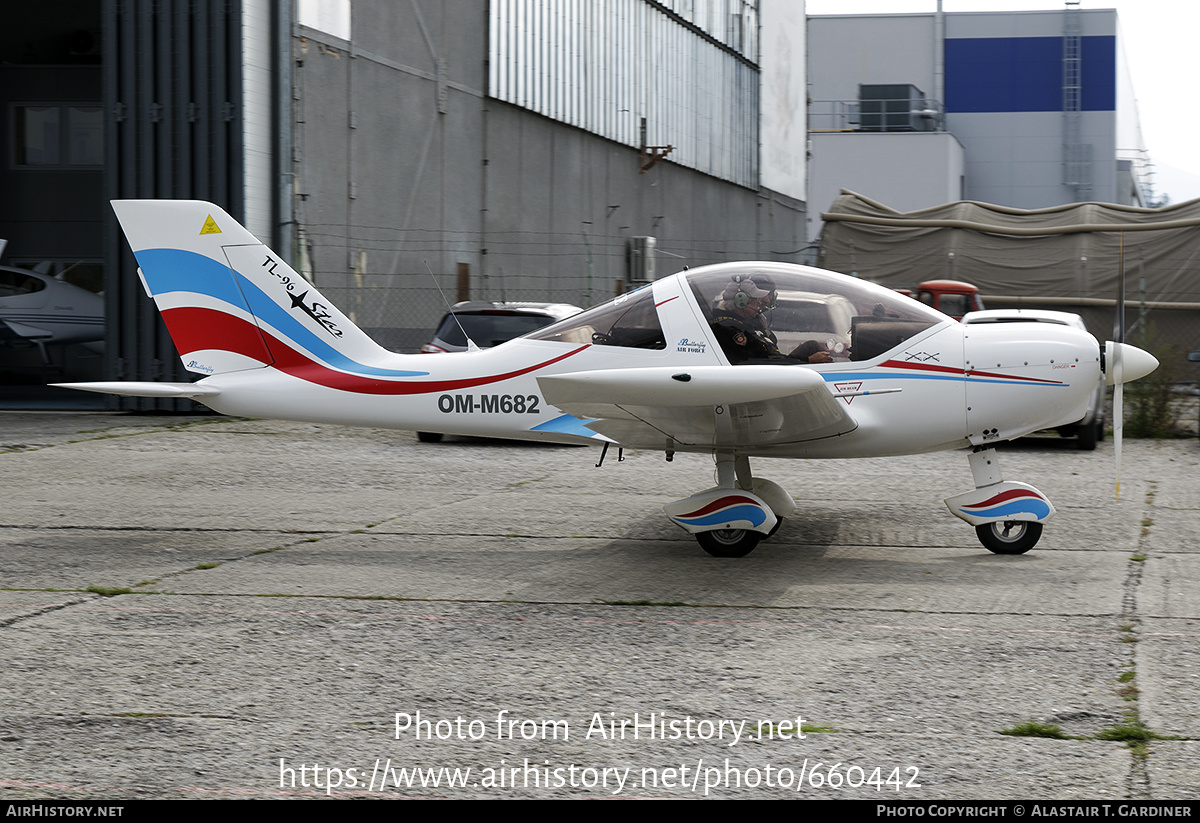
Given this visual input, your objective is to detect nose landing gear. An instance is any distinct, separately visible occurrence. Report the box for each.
[946,448,1054,554]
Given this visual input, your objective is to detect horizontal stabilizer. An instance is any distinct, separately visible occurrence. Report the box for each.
[52,381,221,398]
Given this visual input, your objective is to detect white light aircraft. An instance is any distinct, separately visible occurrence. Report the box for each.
[59,200,1158,557]
[0,241,105,363]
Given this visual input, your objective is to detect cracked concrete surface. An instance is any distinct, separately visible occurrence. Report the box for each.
[1,412,1197,799]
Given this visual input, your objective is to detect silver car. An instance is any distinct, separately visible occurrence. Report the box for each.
[961,309,1105,450]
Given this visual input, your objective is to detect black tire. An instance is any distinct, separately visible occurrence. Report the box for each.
[976,520,1042,555]
[767,517,783,538]
[696,528,761,558]
[417,431,444,443]
[1076,420,1098,451]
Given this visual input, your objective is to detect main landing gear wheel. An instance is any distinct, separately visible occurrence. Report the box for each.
[697,528,761,558]
[976,521,1043,555]
[416,431,444,443]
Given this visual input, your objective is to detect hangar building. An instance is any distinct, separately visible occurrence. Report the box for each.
[1,0,807,408]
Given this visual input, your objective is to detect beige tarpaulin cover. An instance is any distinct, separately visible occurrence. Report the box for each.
[818,191,1200,305]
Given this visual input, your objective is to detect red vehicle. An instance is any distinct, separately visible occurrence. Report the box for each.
[913,280,984,320]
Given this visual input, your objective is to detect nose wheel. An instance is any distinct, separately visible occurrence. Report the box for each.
[975,521,1042,555]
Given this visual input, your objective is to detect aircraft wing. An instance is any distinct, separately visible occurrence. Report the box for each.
[0,318,52,341]
[537,365,856,449]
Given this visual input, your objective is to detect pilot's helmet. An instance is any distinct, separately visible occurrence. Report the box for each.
[722,273,778,311]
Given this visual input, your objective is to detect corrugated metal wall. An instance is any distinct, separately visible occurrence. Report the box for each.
[489,0,760,188]
[102,0,245,410]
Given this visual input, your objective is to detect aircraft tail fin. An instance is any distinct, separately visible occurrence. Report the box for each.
[112,200,387,378]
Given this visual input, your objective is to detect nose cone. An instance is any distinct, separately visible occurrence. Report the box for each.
[1105,341,1159,386]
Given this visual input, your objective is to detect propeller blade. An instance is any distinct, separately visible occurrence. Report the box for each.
[1102,339,1158,497]
[1114,232,1126,501]
[1114,375,1123,501]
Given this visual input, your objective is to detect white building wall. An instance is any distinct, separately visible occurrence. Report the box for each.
[948,111,1116,209]
[807,9,1145,222]
[242,0,275,240]
[760,0,806,201]
[807,131,964,240]
[944,8,1114,39]
[808,14,937,105]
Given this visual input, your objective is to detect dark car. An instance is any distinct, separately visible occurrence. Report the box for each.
[420,301,583,353]
[417,301,583,442]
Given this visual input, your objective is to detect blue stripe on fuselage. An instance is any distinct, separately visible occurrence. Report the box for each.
[135,248,427,378]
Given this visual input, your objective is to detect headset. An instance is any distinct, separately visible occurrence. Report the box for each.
[728,274,777,311]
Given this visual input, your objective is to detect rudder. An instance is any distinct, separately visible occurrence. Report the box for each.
[112,200,390,378]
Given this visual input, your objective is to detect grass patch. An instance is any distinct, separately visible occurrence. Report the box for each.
[1130,554,1148,562]
[1095,722,1158,742]
[1095,721,1165,758]
[1117,671,1135,683]
[1000,721,1070,739]
[86,585,132,597]
[1117,684,1140,701]
[194,562,220,570]
[757,722,836,736]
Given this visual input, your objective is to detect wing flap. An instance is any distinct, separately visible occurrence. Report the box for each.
[538,366,856,449]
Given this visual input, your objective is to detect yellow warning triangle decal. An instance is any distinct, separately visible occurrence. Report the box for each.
[199,215,222,235]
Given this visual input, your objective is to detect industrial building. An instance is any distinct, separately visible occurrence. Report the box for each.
[806,5,1153,241]
[1,0,808,407]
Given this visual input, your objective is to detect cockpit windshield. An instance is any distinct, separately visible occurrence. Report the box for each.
[526,263,946,363]
[528,284,666,350]
[686,263,946,364]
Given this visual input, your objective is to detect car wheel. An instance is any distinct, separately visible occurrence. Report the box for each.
[1076,420,1098,451]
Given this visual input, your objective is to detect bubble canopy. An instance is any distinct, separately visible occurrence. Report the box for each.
[529,263,949,363]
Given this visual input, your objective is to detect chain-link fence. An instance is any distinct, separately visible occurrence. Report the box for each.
[300,224,774,354]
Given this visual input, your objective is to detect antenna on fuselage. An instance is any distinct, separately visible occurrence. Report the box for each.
[425,259,479,352]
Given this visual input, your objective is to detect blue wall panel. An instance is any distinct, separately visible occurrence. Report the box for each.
[944,35,1115,113]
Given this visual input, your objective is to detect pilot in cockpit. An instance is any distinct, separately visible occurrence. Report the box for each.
[710,273,834,365]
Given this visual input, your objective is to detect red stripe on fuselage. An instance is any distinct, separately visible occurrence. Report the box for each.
[266,333,591,395]
[160,307,273,364]
[880,359,1064,385]
[162,307,590,395]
